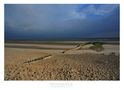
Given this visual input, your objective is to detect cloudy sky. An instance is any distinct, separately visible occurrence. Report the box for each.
[5,4,119,40]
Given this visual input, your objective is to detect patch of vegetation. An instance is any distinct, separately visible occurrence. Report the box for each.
[90,42,104,52]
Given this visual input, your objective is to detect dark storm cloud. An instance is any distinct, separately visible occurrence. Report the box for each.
[5,4,119,40]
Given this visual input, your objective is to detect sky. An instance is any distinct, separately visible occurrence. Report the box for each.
[5,4,120,40]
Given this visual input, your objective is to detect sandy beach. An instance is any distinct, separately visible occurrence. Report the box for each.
[5,41,120,80]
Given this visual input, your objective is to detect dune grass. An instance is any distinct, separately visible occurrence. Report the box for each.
[89,42,104,52]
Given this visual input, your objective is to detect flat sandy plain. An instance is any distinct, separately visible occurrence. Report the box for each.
[5,41,120,80]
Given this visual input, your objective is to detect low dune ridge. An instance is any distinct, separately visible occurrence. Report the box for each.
[5,41,120,80]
